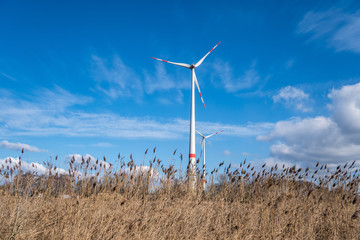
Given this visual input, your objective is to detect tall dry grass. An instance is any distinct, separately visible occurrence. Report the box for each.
[1,151,360,239]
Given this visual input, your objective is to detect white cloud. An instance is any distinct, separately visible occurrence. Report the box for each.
[0,154,155,185]
[298,8,360,53]
[65,154,111,170]
[273,86,308,102]
[212,60,260,92]
[0,155,115,184]
[91,55,143,99]
[0,155,160,184]
[122,166,159,179]
[263,157,298,170]
[0,140,46,153]
[328,82,360,134]
[259,82,360,166]
[223,150,231,156]
[0,157,67,178]
[273,86,312,112]
[258,116,358,164]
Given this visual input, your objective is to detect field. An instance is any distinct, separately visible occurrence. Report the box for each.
[1,155,360,239]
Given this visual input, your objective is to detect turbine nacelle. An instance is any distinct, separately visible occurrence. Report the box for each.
[152,41,220,70]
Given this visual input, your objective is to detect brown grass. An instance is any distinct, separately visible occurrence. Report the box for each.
[1,154,360,239]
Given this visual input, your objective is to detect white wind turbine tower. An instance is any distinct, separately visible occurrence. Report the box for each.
[152,42,220,186]
[196,129,223,191]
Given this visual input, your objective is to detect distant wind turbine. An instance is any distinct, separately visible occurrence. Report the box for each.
[152,42,221,186]
[196,129,223,191]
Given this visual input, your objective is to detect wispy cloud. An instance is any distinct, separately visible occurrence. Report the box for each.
[0,87,92,136]
[0,88,273,139]
[144,63,188,94]
[36,86,92,112]
[285,59,295,69]
[212,60,260,93]
[223,150,231,156]
[273,86,312,112]
[297,8,360,53]
[91,55,143,100]
[91,142,114,148]
[0,72,16,82]
[241,152,252,157]
[197,121,274,138]
[144,62,189,104]
[156,91,184,105]
[92,54,189,104]
[0,140,46,153]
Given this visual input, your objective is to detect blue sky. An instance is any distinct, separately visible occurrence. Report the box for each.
[1,0,360,174]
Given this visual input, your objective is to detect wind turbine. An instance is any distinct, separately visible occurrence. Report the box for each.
[152,42,220,187]
[196,129,223,191]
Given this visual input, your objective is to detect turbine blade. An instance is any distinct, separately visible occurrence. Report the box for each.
[194,71,206,108]
[194,41,221,68]
[195,129,205,138]
[205,130,223,138]
[151,57,191,69]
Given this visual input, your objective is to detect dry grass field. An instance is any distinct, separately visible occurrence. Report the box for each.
[1,154,360,239]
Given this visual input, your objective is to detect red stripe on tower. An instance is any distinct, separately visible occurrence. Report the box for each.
[189,153,195,158]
